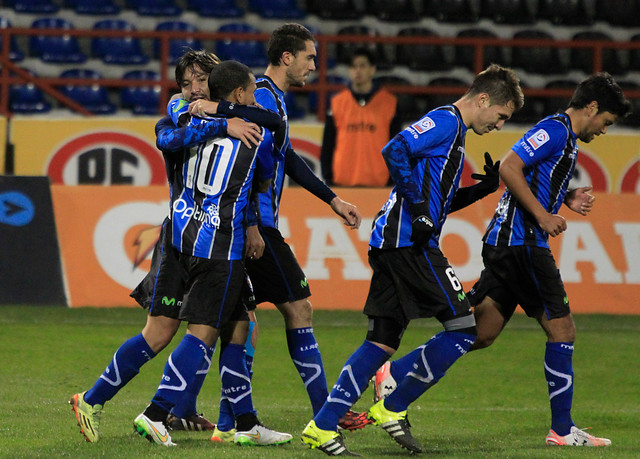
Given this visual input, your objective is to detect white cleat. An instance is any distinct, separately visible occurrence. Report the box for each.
[372,361,397,403]
[133,413,176,447]
[234,422,293,446]
[546,426,611,447]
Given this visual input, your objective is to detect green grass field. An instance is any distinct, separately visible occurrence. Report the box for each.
[1,306,638,458]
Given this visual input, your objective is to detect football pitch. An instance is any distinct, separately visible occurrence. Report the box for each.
[1,306,638,458]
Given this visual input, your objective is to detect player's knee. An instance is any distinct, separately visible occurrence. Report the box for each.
[366,316,405,352]
[470,334,496,350]
[279,298,313,326]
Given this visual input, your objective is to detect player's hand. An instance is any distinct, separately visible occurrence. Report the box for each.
[330,197,362,229]
[188,99,219,117]
[408,201,435,247]
[226,118,263,148]
[564,186,595,216]
[471,152,500,193]
[538,213,567,237]
[244,225,265,260]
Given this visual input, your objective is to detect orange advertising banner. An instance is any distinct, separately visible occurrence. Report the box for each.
[52,186,639,314]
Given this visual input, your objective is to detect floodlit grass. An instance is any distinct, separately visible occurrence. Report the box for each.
[1,306,638,458]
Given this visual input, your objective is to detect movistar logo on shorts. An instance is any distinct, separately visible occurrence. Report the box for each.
[457,292,466,302]
[162,296,177,306]
[563,296,569,305]
[300,278,308,288]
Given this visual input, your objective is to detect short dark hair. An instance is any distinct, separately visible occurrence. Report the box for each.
[174,49,220,85]
[466,64,524,111]
[350,47,376,67]
[267,23,314,66]
[568,72,631,118]
[208,60,253,100]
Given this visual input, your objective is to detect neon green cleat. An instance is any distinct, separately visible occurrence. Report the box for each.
[301,420,360,456]
[133,413,176,447]
[210,426,236,442]
[368,400,423,453]
[69,391,103,443]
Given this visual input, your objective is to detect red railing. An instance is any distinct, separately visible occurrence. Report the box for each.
[2,27,640,120]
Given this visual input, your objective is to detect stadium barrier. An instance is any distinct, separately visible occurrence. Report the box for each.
[0,175,66,305]
[51,186,639,313]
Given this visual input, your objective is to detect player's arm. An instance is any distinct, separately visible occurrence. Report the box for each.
[155,116,227,153]
[449,152,501,213]
[563,186,595,216]
[188,99,283,132]
[319,111,336,185]
[284,147,361,229]
[500,150,567,237]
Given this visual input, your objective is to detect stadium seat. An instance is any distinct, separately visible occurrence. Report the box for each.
[0,18,25,62]
[616,81,640,126]
[367,0,422,22]
[509,80,544,124]
[121,70,161,115]
[570,31,626,75]
[335,25,379,66]
[65,0,121,15]
[92,20,149,65]
[155,21,202,65]
[59,69,117,114]
[627,34,640,71]
[543,79,579,116]
[284,91,306,119]
[215,23,268,68]
[396,27,450,71]
[248,0,305,19]
[427,0,482,23]
[306,0,364,20]
[596,0,640,27]
[455,28,506,72]
[539,0,596,25]
[125,0,181,16]
[374,75,423,123]
[426,77,468,110]
[29,18,87,64]
[12,0,59,14]
[186,0,244,17]
[482,0,539,24]
[10,78,52,113]
[510,29,565,75]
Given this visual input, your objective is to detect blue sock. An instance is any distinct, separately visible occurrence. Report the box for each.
[85,334,155,406]
[171,344,214,418]
[287,327,329,416]
[151,334,208,414]
[216,342,235,431]
[385,331,475,413]
[220,343,254,418]
[315,340,389,431]
[545,342,574,436]
[389,345,424,383]
[245,320,256,380]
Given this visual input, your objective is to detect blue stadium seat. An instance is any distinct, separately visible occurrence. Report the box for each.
[10,78,52,114]
[155,21,202,65]
[248,0,305,19]
[92,20,149,65]
[125,0,181,16]
[121,70,161,115]
[59,69,117,114]
[186,0,244,17]
[216,23,268,68]
[29,18,86,64]
[65,0,121,15]
[12,0,59,14]
[0,18,25,62]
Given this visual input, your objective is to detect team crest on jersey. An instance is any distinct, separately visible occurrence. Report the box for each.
[410,117,435,135]
[527,129,550,150]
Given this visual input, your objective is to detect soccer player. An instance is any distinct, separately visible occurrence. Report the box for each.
[372,72,630,448]
[69,50,279,442]
[207,23,368,440]
[132,60,292,447]
[301,64,524,456]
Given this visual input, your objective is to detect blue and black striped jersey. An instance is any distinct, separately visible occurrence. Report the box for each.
[165,114,268,260]
[370,105,467,249]
[484,113,577,248]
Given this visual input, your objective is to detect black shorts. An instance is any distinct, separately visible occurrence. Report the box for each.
[363,247,472,328]
[179,255,249,328]
[130,218,184,319]
[468,244,569,321]
[245,226,310,305]
[130,219,256,319]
